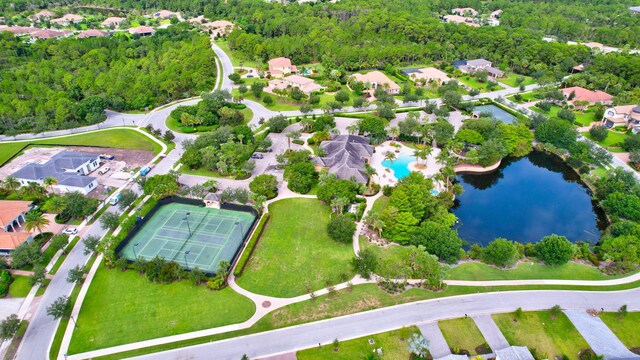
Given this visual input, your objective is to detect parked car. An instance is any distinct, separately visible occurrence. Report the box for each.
[110,193,120,206]
[99,154,115,160]
[250,153,264,159]
[62,228,78,235]
[246,74,254,78]
[98,166,110,175]
[140,166,152,176]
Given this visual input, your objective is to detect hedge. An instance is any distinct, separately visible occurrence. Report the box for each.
[0,270,12,298]
[233,213,270,277]
[292,139,304,145]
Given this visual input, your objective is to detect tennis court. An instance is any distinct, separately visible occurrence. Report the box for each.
[118,202,256,274]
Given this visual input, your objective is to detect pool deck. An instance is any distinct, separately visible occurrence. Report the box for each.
[372,141,443,186]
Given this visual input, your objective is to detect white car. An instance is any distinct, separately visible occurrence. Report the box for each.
[98,166,110,175]
[62,228,78,235]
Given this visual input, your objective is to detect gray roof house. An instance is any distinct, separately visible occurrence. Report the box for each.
[11,151,100,194]
[316,135,374,183]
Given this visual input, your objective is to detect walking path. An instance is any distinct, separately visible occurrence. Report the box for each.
[417,322,451,358]
[472,315,509,350]
[563,310,639,359]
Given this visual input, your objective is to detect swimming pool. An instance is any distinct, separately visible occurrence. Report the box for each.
[474,104,517,124]
[382,155,415,180]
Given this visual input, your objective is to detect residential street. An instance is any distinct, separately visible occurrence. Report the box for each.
[133,289,640,360]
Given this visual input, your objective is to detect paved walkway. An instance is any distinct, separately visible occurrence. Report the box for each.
[472,315,509,350]
[563,310,639,359]
[417,322,451,358]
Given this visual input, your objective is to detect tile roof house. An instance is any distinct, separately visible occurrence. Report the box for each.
[101,17,126,28]
[153,10,179,19]
[128,26,156,36]
[316,135,374,183]
[31,10,56,22]
[458,59,504,78]
[188,15,207,24]
[352,71,400,95]
[490,9,503,18]
[0,26,39,36]
[50,14,84,26]
[561,86,613,105]
[268,75,324,95]
[443,14,479,27]
[207,20,236,38]
[602,105,640,130]
[268,57,297,78]
[404,67,451,85]
[0,232,33,255]
[0,201,32,233]
[452,7,478,16]
[77,29,109,38]
[30,29,73,41]
[11,151,100,195]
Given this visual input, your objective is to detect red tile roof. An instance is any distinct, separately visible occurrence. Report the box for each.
[562,86,613,103]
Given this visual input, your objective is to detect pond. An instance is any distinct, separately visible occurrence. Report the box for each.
[452,151,607,245]
[382,155,415,180]
[474,104,517,124]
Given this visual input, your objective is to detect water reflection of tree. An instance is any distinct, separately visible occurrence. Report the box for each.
[527,151,580,183]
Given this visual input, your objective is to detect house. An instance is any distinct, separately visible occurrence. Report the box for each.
[0,201,32,233]
[153,10,179,19]
[204,193,221,209]
[315,135,374,183]
[31,10,56,22]
[268,75,324,95]
[128,26,156,36]
[352,71,400,95]
[583,42,604,52]
[458,59,504,78]
[30,29,73,41]
[443,15,479,27]
[403,67,451,85]
[495,346,535,360]
[206,20,236,38]
[50,14,84,26]
[452,7,478,16]
[11,151,100,195]
[602,105,640,130]
[188,15,207,24]
[0,233,33,255]
[0,26,39,36]
[268,57,297,78]
[491,9,503,18]
[486,66,505,78]
[561,86,613,106]
[101,17,126,28]
[630,6,640,12]
[77,29,109,39]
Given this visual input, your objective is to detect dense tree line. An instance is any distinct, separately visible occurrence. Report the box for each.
[0,24,216,134]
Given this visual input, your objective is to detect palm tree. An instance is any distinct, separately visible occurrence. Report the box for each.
[384,151,396,163]
[43,196,66,214]
[3,176,20,197]
[43,177,58,194]
[330,197,349,215]
[388,126,400,141]
[364,163,377,192]
[346,124,359,135]
[285,130,301,150]
[300,117,314,132]
[25,211,50,236]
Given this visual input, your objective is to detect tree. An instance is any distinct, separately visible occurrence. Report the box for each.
[82,235,100,255]
[3,176,20,196]
[66,265,86,284]
[535,118,577,150]
[353,96,367,109]
[623,134,640,152]
[267,115,289,133]
[333,338,340,351]
[589,125,608,142]
[10,242,41,269]
[407,333,430,357]
[249,174,278,199]
[262,94,273,105]
[30,265,46,286]
[536,234,573,265]
[431,120,455,146]
[327,214,356,243]
[62,192,99,219]
[334,90,350,104]
[46,295,71,320]
[189,267,206,285]
[43,176,58,194]
[411,221,463,263]
[300,104,313,115]
[24,211,49,236]
[0,314,20,340]
[602,192,640,221]
[482,238,518,268]
[163,130,175,142]
[285,130,301,150]
[43,196,66,214]
[352,248,378,279]
[557,108,576,123]
[442,90,462,108]
[250,82,265,97]
[118,189,137,210]
[100,211,120,230]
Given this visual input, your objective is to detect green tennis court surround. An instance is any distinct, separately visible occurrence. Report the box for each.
[118,199,257,274]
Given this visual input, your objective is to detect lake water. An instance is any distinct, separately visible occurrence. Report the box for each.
[452,152,606,245]
[382,155,415,180]
[474,104,517,123]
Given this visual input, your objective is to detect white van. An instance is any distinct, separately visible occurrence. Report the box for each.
[98,166,110,175]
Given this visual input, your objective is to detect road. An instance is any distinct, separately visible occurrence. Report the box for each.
[134,288,640,360]
[15,206,119,360]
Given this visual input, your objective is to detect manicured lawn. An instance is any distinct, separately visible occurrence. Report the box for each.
[531,105,596,127]
[499,74,536,88]
[456,76,504,93]
[599,312,640,348]
[370,195,389,215]
[214,39,264,70]
[439,317,489,355]
[493,311,590,359]
[507,92,540,104]
[67,264,255,354]
[581,131,629,152]
[8,275,32,298]
[0,129,162,166]
[165,108,254,134]
[297,326,418,360]
[237,198,354,297]
[447,262,622,281]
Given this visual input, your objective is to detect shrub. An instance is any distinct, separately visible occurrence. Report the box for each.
[233,214,270,277]
[292,139,304,145]
[481,238,517,268]
[327,214,356,243]
[206,276,225,290]
[589,125,608,142]
[536,234,573,265]
[181,126,197,133]
[249,174,278,199]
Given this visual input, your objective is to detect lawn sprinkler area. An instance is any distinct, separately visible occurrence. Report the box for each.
[118,199,257,274]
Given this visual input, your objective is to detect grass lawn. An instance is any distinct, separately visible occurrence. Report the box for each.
[574,111,597,126]
[599,312,640,348]
[581,131,629,152]
[499,74,536,88]
[456,76,504,93]
[297,326,418,360]
[237,198,354,297]
[439,317,489,355]
[8,275,32,298]
[493,311,590,359]
[214,39,264,70]
[67,264,255,354]
[446,262,625,281]
[165,108,254,134]
[370,195,389,215]
[0,129,162,166]
[507,92,540,104]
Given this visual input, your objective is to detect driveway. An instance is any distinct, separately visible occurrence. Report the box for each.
[564,310,639,359]
[472,315,509,350]
[417,322,451,358]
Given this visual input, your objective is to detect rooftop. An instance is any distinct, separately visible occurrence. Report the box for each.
[561,86,613,103]
[0,201,32,228]
[11,151,98,188]
[77,29,109,38]
[0,232,32,251]
[129,26,156,35]
[317,135,373,183]
[352,71,400,90]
